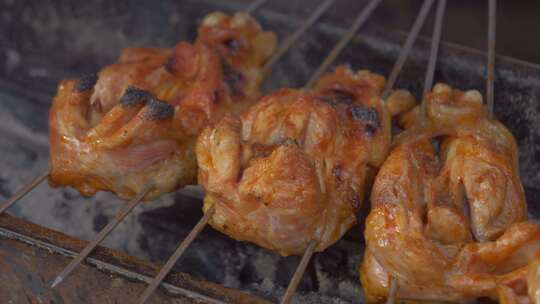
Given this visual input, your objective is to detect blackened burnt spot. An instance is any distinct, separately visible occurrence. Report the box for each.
[332,165,343,183]
[350,105,380,136]
[74,73,98,92]
[349,190,362,209]
[281,138,299,147]
[251,143,275,158]
[164,56,175,74]
[121,86,152,107]
[224,38,242,52]
[146,98,174,120]
[318,88,356,107]
[212,90,220,104]
[237,167,245,183]
[223,61,244,96]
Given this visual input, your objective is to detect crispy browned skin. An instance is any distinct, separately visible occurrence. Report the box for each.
[48,12,277,200]
[197,67,415,256]
[360,83,540,303]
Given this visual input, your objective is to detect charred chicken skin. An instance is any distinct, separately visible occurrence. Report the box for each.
[48,12,277,200]
[197,66,415,256]
[360,83,540,303]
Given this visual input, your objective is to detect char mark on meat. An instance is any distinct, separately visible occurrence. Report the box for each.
[350,105,380,136]
[332,164,343,183]
[121,86,153,107]
[164,56,175,74]
[223,38,242,52]
[74,73,98,92]
[317,88,356,107]
[222,61,244,97]
[146,98,174,120]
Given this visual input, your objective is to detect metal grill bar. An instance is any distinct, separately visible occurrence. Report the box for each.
[263,0,337,73]
[9,0,274,292]
[0,168,49,215]
[136,206,216,304]
[382,0,436,99]
[51,182,153,288]
[0,225,229,304]
[245,0,268,13]
[305,0,383,88]
[487,0,497,115]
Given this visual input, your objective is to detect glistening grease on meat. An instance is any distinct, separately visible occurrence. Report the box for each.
[360,83,540,304]
[196,67,415,256]
[48,12,277,200]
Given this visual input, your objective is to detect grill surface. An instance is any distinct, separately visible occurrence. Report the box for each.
[1,0,540,303]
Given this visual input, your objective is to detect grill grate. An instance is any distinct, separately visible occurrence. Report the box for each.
[0,0,527,303]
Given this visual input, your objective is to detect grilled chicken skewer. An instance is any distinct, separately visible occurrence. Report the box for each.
[49,11,276,289]
[197,66,414,256]
[360,83,540,303]
[48,12,277,200]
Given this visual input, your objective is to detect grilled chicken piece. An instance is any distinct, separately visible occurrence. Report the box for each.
[197,66,415,256]
[360,83,539,303]
[48,12,277,200]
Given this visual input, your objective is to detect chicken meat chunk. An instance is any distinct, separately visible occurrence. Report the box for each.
[48,12,277,200]
[197,66,415,255]
[360,83,539,304]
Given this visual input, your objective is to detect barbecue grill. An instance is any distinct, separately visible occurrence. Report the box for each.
[1,0,540,303]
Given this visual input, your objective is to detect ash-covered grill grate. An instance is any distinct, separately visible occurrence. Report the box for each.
[1,0,538,303]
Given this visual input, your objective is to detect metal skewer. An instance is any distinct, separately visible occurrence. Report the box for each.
[305,0,383,88]
[421,0,447,120]
[382,0,435,99]
[245,0,268,13]
[135,206,215,304]
[387,1,445,303]
[280,240,317,304]
[283,2,437,304]
[51,182,153,288]
[386,277,398,304]
[263,0,337,73]
[0,167,50,216]
[486,0,496,116]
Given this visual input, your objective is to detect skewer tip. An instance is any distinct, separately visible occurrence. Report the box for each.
[386,276,398,304]
[51,275,63,289]
[280,240,317,304]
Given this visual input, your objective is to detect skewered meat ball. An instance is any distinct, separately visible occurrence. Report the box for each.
[196,66,415,256]
[360,83,540,303]
[48,12,277,200]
